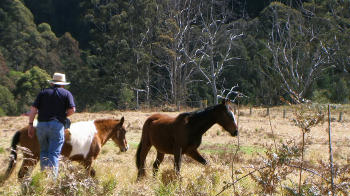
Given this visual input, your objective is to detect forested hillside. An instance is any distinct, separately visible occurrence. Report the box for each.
[0,0,349,115]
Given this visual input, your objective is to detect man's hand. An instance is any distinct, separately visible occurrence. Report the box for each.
[66,107,76,117]
[28,124,35,138]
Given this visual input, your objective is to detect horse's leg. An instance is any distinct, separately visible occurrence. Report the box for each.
[152,151,164,177]
[18,155,39,179]
[82,159,95,177]
[137,143,151,179]
[173,147,182,175]
[186,149,207,165]
[90,167,96,177]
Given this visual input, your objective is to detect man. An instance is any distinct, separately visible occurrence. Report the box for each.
[28,72,76,177]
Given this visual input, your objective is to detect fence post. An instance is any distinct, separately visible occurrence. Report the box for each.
[283,109,286,118]
[328,105,335,196]
[338,112,343,122]
[250,106,252,116]
[266,107,270,116]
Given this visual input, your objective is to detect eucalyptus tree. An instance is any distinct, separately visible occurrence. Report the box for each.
[149,0,200,105]
[259,2,336,103]
[303,0,350,103]
[181,0,243,104]
[82,0,159,108]
[14,66,50,113]
[0,0,63,73]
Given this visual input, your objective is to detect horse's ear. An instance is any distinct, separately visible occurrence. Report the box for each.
[120,116,124,125]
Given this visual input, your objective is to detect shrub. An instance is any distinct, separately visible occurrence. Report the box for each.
[0,85,17,115]
[117,85,135,109]
[14,66,50,114]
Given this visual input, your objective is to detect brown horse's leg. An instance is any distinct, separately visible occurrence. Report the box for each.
[18,156,39,179]
[173,147,182,175]
[152,151,164,177]
[187,149,207,165]
[137,144,151,179]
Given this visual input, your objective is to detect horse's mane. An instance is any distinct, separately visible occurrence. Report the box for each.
[178,104,219,123]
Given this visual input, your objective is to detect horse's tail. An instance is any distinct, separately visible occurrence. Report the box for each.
[136,117,155,172]
[136,117,153,169]
[136,140,142,169]
[2,131,21,182]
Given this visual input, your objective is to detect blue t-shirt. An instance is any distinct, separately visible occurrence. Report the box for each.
[33,87,75,124]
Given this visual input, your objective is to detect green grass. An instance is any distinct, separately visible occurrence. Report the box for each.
[0,147,4,154]
[104,140,265,156]
[200,143,265,155]
[104,141,139,149]
[128,141,139,149]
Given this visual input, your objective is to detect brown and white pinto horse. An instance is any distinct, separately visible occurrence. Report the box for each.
[136,100,238,179]
[3,117,128,181]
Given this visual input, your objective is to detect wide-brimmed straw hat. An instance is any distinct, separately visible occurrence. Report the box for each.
[48,73,70,85]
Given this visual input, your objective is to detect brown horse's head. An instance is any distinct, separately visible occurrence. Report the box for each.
[111,117,129,152]
[216,99,238,136]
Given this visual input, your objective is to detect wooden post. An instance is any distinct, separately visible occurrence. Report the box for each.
[133,88,146,110]
[328,105,335,196]
[136,90,139,109]
[283,109,286,118]
[338,112,343,122]
[250,106,252,116]
[266,107,270,116]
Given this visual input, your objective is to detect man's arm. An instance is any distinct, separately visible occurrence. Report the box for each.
[66,107,76,117]
[66,90,75,117]
[28,106,38,138]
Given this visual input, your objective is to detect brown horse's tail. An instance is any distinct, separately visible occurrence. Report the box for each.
[2,131,21,182]
[136,140,142,169]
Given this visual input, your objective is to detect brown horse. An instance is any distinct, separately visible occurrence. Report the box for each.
[136,100,238,179]
[3,117,128,181]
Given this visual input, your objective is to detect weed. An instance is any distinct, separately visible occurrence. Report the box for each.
[0,147,4,154]
[101,175,118,195]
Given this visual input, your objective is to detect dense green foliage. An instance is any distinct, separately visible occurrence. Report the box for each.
[0,0,349,114]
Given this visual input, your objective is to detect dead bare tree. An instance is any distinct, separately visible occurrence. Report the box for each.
[182,1,243,104]
[261,3,334,103]
[151,0,198,106]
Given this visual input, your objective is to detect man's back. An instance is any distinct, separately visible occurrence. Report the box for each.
[33,87,75,124]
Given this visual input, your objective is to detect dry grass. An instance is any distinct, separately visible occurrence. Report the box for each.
[0,106,349,195]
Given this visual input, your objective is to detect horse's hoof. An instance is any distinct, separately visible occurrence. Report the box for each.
[90,169,96,177]
[136,176,144,182]
[136,173,146,181]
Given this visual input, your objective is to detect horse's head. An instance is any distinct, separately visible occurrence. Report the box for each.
[216,99,238,136]
[111,116,129,152]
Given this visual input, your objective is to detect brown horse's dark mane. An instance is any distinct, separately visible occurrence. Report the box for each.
[180,103,225,138]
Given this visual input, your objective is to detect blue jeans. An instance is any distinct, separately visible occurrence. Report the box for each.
[36,120,64,176]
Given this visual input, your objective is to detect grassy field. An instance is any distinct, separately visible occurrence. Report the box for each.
[0,105,349,195]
